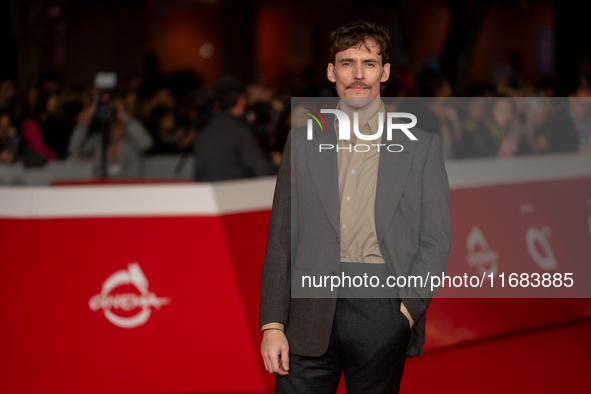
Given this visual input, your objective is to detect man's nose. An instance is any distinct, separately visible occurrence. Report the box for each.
[354,63,364,80]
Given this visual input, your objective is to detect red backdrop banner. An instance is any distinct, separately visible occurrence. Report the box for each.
[1,175,590,393]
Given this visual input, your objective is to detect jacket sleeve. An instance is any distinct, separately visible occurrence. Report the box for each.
[399,133,453,324]
[68,122,97,157]
[125,118,154,153]
[260,130,293,329]
[21,120,57,160]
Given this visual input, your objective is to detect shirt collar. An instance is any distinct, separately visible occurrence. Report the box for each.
[333,99,385,139]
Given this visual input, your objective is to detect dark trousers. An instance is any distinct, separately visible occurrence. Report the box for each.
[276,263,411,394]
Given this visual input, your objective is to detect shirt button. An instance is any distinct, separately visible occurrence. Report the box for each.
[342,224,346,228]
[346,196,351,201]
[336,237,340,243]
[351,169,355,174]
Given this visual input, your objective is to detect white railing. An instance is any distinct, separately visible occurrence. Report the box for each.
[0,152,589,219]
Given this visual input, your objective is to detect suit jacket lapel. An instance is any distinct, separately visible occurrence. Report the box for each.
[375,111,418,245]
[305,113,340,236]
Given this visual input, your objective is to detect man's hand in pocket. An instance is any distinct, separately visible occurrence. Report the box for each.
[400,302,415,329]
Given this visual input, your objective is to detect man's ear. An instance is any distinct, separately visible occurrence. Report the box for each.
[381,63,391,83]
[327,63,336,83]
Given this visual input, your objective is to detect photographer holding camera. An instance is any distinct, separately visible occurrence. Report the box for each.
[68,97,153,178]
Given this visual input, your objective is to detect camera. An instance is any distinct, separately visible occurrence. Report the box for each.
[93,72,118,125]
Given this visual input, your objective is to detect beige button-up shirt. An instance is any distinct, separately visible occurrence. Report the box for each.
[336,100,386,265]
[261,100,387,332]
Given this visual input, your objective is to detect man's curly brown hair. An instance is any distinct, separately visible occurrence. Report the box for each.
[329,20,391,66]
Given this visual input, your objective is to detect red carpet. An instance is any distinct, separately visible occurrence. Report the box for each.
[399,319,591,393]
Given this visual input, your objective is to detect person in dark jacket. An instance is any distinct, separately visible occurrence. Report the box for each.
[540,86,591,154]
[193,77,277,182]
[469,96,521,158]
[0,111,20,163]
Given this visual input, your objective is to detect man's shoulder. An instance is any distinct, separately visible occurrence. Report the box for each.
[200,113,250,140]
[286,125,317,153]
[409,127,436,146]
[289,125,309,140]
[208,113,248,130]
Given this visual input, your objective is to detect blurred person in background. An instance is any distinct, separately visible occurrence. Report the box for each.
[266,89,292,167]
[246,86,289,162]
[516,96,552,155]
[490,51,524,96]
[68,97,153,178]
[0,78,16,112]
[29,87,87,160]
[48,87,88,159]
[192,76,276,182]
[38,69,61,96]
[147,106,195,154]
[564,59,591,91]
[245,83,269,109]
[455,96,486,158]
[399,70,460,159]
[182,87,216,136]
[140,86,176,120]
[540,85,591,154]
[0,111,20,163]
[470,96,521,158]
[123,89,139,118]
[20,92,58,165]
[539,76,560,98]
[24,86,40,119]
[123,71,144,93]
[427,82,461,160]
[398,71,440,136]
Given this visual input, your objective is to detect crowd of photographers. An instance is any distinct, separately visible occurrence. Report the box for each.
[0,71,290,180]
[0,67,590,181]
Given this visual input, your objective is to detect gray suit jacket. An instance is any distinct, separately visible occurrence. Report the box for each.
[193,113,277,182]
[260,110,452,357]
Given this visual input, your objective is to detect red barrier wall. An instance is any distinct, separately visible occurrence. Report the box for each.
[1,155,591,393]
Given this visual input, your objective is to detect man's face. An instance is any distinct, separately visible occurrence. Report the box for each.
[327,38,390,103]
[492,99,514,129]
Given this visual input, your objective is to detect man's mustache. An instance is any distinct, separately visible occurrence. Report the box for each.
[346,82,371,89]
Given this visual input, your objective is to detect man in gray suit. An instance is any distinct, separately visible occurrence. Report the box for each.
[260,20,452,393]
[193,76,277,182]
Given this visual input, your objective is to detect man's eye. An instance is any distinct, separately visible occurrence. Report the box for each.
[366,63,375,67]
[342,62,351,66]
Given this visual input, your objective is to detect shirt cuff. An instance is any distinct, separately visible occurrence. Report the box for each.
[261,322,284,332]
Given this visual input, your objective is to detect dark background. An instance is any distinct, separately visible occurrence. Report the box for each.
[1,0,590,96]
